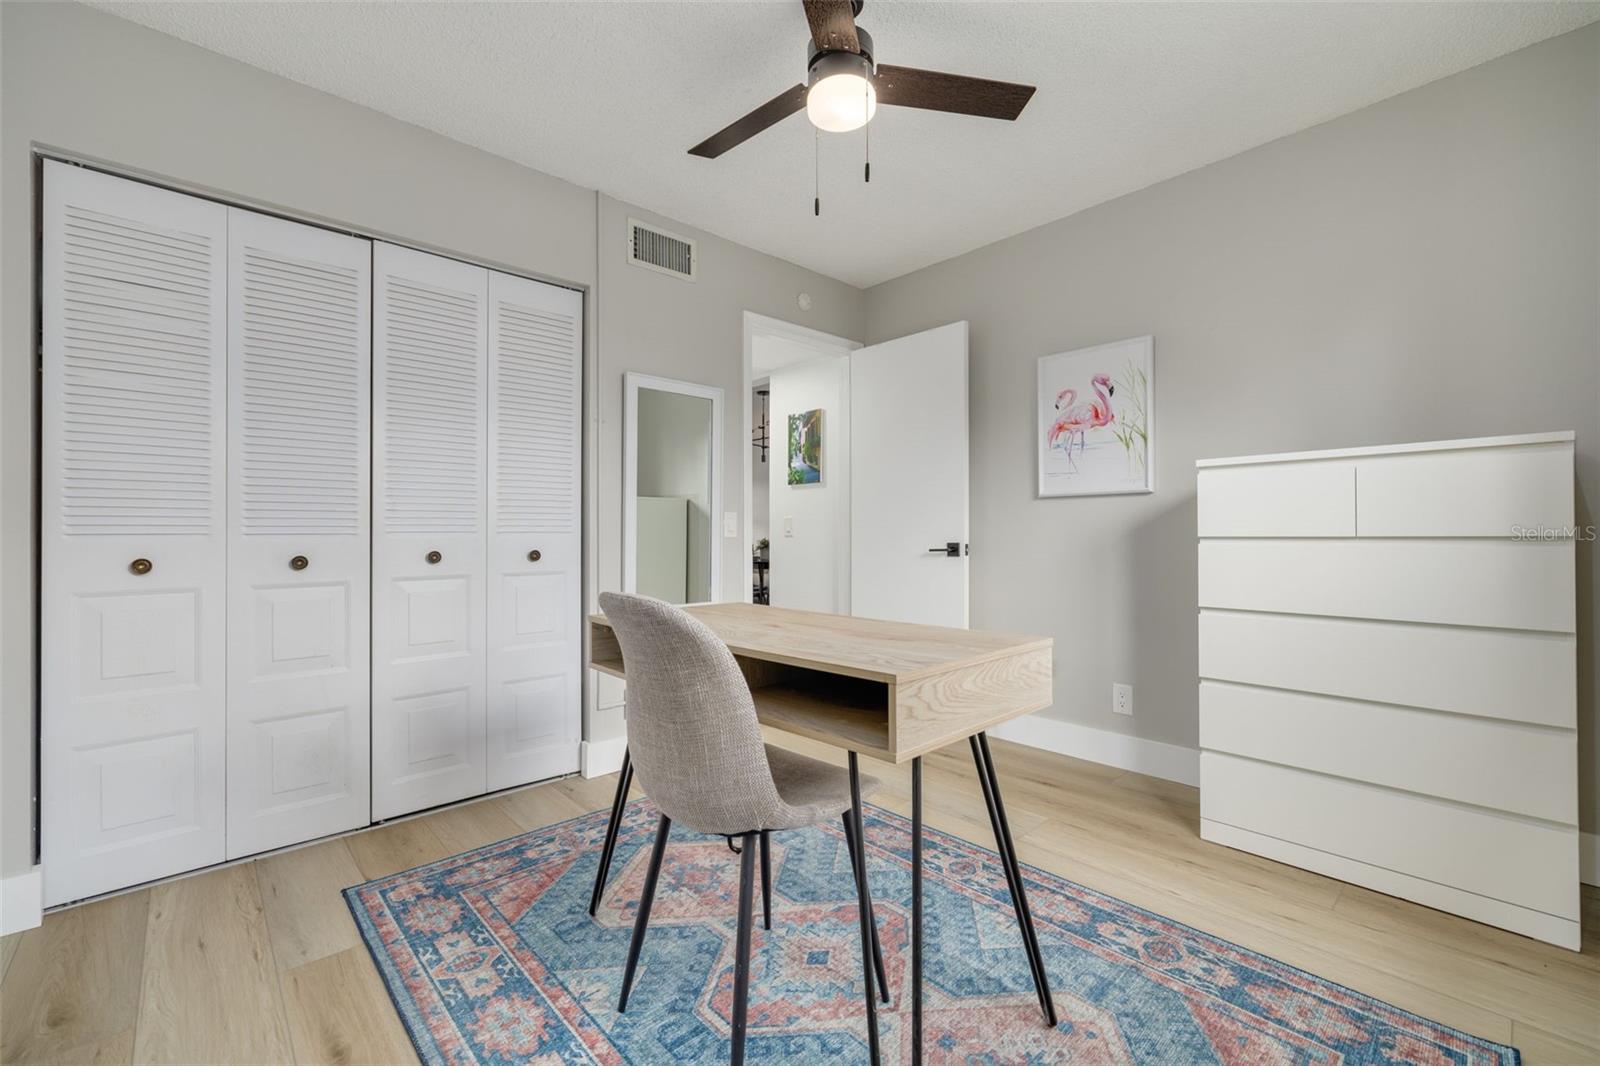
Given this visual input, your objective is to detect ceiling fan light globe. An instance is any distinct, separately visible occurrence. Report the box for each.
[807,73,876,132]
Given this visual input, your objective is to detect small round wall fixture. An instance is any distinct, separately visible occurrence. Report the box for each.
[797,292,813,311]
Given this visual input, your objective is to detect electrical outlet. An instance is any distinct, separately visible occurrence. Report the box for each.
[784,516,795,537]
[1112,683,1133,717]
[723,511,738,538]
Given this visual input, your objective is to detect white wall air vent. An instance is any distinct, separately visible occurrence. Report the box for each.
[627,218,696,281]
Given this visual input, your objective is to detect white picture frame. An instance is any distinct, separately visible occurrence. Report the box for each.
[1037,336,1154,498]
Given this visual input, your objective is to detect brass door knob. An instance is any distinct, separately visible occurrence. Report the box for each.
[527,549,542,563]
[426,550,442,565]
[290,555,309,571]
[129,558,152,576]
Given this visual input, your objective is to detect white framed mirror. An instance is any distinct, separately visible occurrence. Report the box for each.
[623,373,723,604]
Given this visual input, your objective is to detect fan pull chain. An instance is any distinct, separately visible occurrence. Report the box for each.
[814,127,821,216]
[864,77,871,183]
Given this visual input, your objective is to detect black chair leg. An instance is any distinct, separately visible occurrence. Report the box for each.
[840,813,890,1004]
[589,748,633,916]
[911,755,923,1062]
[971,733,1057,1027]
[731,830,758,1065]
[847,753,883,1066]
[759,829,772,931]
[617,812,670,1012]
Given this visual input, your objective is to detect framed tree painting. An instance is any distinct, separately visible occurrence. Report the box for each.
[1037,336,1153,497]
[787,408,823,485]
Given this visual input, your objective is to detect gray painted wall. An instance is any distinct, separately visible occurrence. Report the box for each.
[865,25,1600,834]
[0,1,864,882]
[591,195,863,733]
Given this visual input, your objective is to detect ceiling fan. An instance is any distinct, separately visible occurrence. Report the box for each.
[687,0,1037,160]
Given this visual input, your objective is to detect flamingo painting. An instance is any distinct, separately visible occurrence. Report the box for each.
[1037,337,1153,497]
[1045,373,1115,470]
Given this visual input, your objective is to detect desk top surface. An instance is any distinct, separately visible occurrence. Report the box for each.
[589,602,1050,683]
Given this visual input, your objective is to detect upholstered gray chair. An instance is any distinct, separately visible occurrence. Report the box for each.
[599,591,888,1066]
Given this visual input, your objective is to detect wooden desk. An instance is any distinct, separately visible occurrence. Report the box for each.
[588,602,1059,1063]
[589,602,1053,762]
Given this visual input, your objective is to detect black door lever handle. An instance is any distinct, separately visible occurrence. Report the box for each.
[928,542,962,557]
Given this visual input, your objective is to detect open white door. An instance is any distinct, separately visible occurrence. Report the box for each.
[849,322,969,627]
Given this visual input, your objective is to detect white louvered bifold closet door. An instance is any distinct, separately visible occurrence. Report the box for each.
[225,209,372,857]
[41,161,228,905]
[486,272,583,790]
[371,243,490,819]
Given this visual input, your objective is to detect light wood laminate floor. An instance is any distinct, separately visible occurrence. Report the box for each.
[3,735,1597,1065]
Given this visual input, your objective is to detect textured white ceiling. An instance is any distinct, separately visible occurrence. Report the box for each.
[90,1,1599,287]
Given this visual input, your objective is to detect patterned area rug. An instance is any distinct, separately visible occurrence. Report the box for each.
[346,799,1519,1065]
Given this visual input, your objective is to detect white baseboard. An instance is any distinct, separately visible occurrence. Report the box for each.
[1582,831,1598,888]
[1,867,42,935]
[580,734,628,779]
[990,713,1200,787]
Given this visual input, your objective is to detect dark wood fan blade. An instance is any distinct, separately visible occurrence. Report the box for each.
[803,0,860,53]
[687,84,809,158]
[874,64,1036,120]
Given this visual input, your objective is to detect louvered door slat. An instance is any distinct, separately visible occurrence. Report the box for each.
[486,271,582,791]
[41,161,229,906]
[225,208,372,858]
[371,243,490,819]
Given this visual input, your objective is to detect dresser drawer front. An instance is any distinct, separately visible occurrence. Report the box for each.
[1197,461,1354,537]
[1203,611,1574,726]
[1356,443,1573,537]
[1201,753,1578,919]
[1198,538,1574,632]
[1199,681,1575,823]
[1199,610,1574,728]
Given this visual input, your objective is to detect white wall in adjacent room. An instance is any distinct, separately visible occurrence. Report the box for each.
[766,352,852,614]
[864,24,1600,836]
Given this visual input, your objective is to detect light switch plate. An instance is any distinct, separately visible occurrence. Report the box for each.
[723,511,738,538]
[784,516,794,537]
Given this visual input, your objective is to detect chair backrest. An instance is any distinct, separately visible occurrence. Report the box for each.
[598,592,786,836]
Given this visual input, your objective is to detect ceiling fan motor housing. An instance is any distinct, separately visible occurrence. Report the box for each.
[808,26,875,84]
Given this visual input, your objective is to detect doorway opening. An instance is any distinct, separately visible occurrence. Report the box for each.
[741,313,860,609]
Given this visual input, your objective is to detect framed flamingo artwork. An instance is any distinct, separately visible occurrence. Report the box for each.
[1037,336,1154,497]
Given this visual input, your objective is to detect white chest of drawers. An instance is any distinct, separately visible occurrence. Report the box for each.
[1196,432,1579,949]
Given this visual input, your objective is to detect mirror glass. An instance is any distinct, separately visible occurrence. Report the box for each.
[631,383,716,604]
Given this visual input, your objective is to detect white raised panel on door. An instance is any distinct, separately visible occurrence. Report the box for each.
[372,243,489,819]
[486,272,583,791]
[1198,610,1576,728]
[1356,442,1574,537]
[1199,681,1575,824]
[226,208,371,857]
[41,161,228,905]
[1198,538,1574,632]
[1195,461,1354,537]
[1201,752,1578,921]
